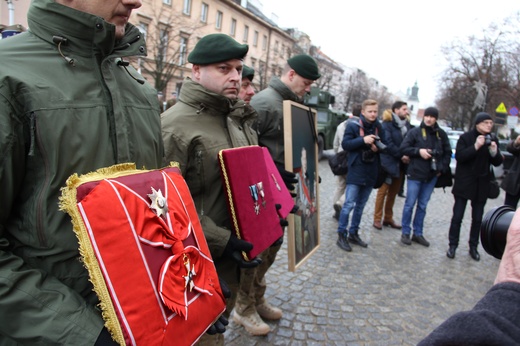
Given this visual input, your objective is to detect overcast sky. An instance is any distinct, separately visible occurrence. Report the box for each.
[258,0,520,108]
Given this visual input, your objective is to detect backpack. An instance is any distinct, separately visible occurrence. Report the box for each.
[328,150,348,176]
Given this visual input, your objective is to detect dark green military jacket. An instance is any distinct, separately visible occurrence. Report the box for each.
[161,78,258,262]
[250,76,300,165]
[0,0,163,344]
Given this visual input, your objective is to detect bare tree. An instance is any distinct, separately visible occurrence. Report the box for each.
[137,1,208,96]
[437,12,520,130]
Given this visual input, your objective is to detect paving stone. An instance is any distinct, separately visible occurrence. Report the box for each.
[225,157,503,345]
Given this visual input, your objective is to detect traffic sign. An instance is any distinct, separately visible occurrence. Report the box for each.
[509,106,519,116]
[496,102,507,114]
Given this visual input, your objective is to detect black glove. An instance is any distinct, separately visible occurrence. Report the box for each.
[95,328,119,346]
[206,315,229,335]
[219,276,231,299]
[276,164,298,191]
[223,236,262,268]
[206,277,231,335]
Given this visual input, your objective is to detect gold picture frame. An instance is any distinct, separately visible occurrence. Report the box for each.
[283,100,320,272]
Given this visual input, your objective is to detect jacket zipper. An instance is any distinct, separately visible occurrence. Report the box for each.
[195,150,205,216]
[29,113,49,247]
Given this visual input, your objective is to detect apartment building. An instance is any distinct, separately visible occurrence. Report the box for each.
[1,0,346,105]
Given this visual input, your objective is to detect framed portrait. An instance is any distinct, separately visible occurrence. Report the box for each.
[283,100,320,271]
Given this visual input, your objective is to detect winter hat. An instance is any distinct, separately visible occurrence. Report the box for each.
[424,107,439,119]
[287,54,321,80]
[474,112,493,126]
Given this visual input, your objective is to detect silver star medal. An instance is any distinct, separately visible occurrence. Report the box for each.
[148,187,168,217]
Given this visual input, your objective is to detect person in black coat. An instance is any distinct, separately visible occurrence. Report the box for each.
[501,136,520,208]
[399,107,451,247]
[447,112,503,261]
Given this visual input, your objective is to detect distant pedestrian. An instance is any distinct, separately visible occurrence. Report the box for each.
[331,104,361,220]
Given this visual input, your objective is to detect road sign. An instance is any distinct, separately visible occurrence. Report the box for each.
[509,106,519,116]
[496,102,507,114]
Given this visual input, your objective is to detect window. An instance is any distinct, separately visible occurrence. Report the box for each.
[200,3,208,23]
[216,11,223,30]
[183,0,191,15]
[243,25,249,43]
[230,18,237,37]
[274,40,279,53]
[253,31,258,47]
[159,29,169,59]
[179,36,188,66]
[262,35,267,51]
[163,0,171,5]
[138,22,148,40]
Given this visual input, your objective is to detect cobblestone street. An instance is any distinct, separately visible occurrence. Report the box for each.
[225,158,505,345]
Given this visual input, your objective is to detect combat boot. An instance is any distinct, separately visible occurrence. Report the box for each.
[232,309,270,336]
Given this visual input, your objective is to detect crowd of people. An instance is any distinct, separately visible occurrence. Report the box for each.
[331,102,506,262]
[2,0,520,344]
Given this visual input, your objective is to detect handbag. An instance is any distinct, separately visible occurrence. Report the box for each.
[328,150,349,176]
[488,167,500,199]
[435,169,453,189]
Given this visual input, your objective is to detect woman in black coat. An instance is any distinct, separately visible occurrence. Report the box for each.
[447,113,503,261]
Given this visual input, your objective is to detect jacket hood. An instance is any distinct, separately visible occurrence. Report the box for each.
[28,0,146,59]
[268,76,300,102]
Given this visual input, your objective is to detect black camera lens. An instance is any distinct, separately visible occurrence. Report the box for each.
[484,134,492,146]
[480,205,516,259]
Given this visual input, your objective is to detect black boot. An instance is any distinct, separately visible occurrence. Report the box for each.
[446,246,456,259]
[469,247,480,261]
[336,233,352,252]
[348,233,368,248]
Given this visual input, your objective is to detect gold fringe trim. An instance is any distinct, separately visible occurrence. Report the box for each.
[59,162,179,345]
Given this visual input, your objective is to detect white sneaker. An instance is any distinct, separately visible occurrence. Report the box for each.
[232,310,270,336]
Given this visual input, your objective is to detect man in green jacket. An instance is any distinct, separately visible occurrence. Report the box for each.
[232,54,321,334]
[161,34,262,346]
[0,0,163,344]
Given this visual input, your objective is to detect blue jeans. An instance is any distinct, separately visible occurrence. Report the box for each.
[401,176,437,237]
[337,184,373,235]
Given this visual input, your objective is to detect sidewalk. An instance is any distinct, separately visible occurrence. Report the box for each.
[225,159,504,345]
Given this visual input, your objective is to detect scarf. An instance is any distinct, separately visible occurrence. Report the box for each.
[393,113,408,136]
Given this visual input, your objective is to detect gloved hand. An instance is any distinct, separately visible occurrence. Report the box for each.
[206,277,231,335]
[223,236,262,268]
[206,315,229,335]
[95,328,119,346]
[276,164,298,193]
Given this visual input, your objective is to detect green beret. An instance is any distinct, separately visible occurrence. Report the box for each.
[242,65,255,81]
[188,34,249,65]
[287,54,321,80]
